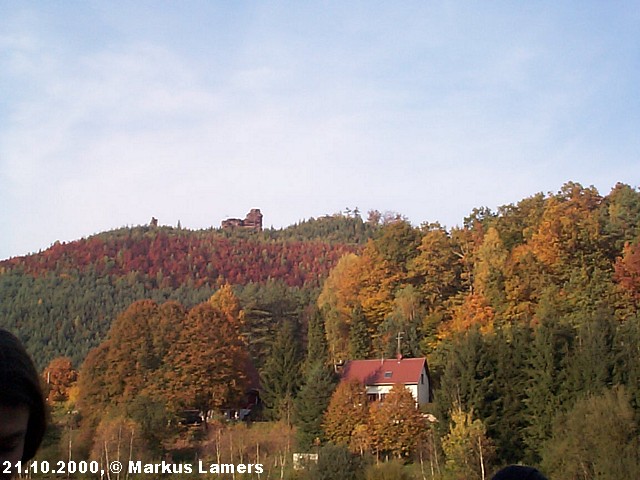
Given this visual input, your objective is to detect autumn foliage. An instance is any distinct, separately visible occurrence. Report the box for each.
[615,240,640,304]
[0,227,355,289]
[77,286,252,444]
[318,182,640,363]
[42,357,78,402]
[4,184,640,478]
[323,382,430,460]
[323,380,369,449]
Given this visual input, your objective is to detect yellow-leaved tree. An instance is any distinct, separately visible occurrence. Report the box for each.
[318,253,364,363]
[442,404,494,480]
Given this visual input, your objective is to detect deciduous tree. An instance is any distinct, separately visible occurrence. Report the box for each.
[323,380,368,449]
[368,385,428,460]
[442,404,494,480]
[166,301,249,423]
[42,356,77,402]
[409,224,460,311]
[541,386,640,480]
[318,253,364,362]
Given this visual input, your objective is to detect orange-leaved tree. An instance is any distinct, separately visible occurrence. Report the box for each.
[615,240,640,307]
[323,379,368,450]
[165,300,249,424]
[368,385,428,460]
[42,356,77,402]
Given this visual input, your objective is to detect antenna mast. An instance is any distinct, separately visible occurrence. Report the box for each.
[396,331,405,359]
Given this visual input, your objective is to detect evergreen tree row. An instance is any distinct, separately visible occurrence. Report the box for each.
[435,315,640,475]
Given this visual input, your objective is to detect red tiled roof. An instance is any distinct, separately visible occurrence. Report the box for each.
[341,357,426,386]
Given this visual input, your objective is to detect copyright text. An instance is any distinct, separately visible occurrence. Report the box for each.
[128,461,264,475]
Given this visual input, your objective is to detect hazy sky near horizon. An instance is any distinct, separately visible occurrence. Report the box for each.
[1,1,639,260]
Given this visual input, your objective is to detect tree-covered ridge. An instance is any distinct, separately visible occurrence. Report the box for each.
[269,209,379,244]
[0,226,360,288]
[0,214,375,368]
[319,182,640,362]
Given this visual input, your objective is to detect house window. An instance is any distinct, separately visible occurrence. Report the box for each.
[421,373,424,384]
[384,371,392,379]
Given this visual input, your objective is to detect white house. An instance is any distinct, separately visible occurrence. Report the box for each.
[340,356,432,406]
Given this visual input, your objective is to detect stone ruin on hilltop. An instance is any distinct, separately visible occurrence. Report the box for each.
[221,209,263,232]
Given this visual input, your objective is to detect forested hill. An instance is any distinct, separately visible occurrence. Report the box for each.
[23,183,640,477]
[0,213,376,282]
[3,182,640,373]
[0,214,376,367]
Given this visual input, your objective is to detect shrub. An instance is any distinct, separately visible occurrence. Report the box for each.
[365,460,415,480]
[308,443,365,480]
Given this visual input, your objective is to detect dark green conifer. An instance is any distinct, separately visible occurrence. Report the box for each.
[523,319,574,464]
[259,319,302,422]
[348,305,371,359]
[296,306,337,450]
[613,315,640,412]
[435,327,497,436]
[304,307,329,373]
[294,362,336,451]
[565,313,615,399]
[489,324,532,464]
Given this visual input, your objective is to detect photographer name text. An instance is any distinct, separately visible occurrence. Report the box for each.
[4,460,264,476]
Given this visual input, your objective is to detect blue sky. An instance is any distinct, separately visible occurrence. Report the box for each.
[1,1,639,260]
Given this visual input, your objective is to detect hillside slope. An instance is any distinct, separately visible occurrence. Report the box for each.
[0,215,373,367]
